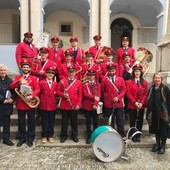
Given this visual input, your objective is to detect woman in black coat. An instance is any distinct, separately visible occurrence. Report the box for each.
[146,73,170,154]
[0,65,16,146]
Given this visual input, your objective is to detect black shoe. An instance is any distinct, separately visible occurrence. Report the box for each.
[72,137,79,143]
[136,137,141,143]
[86,137,91,144]
[17,141,25,147]
[3,140,14,146]
[157,145,165,154]
[132,137,137,143]
[151,144,160,152]
[60,137,67,143]
[27,141,33,147]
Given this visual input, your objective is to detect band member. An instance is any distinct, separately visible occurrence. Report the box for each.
[59,50,81,80]
[39,67,58,144]
[81,51,100,82]
[48,36,65,82]
[101,64,126,137]
[100,49,119,80]
[10,59,40,147]
[31,47,56,81]
[116,37,135,66]
[0,65,16,146]
[119,53,132,120]
[89,35,103,62]
[126,64,148,142]
[66,36,85,64]
[82,70,101,144]
[146,73,170,154]
[15,32,38,69]
[119,53,132,80]
[57,67,82,143]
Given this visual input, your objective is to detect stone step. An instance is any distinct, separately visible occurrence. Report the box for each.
[35,134,170,149]
[8,122,150,139]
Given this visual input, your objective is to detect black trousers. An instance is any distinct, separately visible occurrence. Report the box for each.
[18,109,36,142]
[104,107,125,137]
[60,109,78,138]
[40,110,56,138]
[128,109,144,137]
[2,114,11,141]
[84,110,99,137]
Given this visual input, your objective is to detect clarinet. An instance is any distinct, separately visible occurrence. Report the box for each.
[61,80,74,110]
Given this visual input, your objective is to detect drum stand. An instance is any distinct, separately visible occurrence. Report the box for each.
[121,127,143,161]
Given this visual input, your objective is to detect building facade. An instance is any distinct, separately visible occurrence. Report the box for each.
[0,0,169,80]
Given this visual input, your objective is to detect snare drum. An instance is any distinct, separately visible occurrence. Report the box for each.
[91,126,124,162]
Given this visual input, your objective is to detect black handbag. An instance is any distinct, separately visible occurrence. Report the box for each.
[166,125,170,138]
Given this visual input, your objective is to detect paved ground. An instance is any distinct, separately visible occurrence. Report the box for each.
[0,139,170,170]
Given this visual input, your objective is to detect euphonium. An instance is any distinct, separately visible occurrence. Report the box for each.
[15,88,40,108]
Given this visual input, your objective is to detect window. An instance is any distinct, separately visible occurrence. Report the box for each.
[59,22,72,36]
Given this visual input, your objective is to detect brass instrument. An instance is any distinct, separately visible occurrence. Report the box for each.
[95,46,112,63]
[15,88,40,108]
[128,47,153,77]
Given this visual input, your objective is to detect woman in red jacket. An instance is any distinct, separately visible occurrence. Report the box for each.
[126,64,148,142]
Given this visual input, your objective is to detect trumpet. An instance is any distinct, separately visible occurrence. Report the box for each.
[15,88,40,108]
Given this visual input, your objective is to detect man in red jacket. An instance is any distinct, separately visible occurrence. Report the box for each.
[48,36,65,82]
[66,36,85,64]
[10,59,40,147]
[31,47,56,81]
[82,70,101,144]
[116,37,135,66]
[15,32,38,69]
[89,35,103,62]
[101,64,126,137]
[57,67,82,143]
[39,67,58,144]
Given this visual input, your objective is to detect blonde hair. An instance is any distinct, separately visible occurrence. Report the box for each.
[152,72,163,82]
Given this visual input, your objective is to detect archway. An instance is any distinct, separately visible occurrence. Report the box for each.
[110,18,133,53]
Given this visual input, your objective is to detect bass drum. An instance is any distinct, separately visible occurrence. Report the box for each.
[91,126,124,162]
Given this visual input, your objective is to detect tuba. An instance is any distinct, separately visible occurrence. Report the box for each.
[15,88,40,108]
[95,46,112,63]
[128,47,153,77]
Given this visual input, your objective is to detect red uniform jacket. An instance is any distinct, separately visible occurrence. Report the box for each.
[119,64,132,77]
[48,47,65,72]
[116,47,135,65]
[31,59,56,81]
[126,79,148,109]
[39,79,58,111]
[89,45,103,61]
[10,74,40,110]
[80,62,100,81]
[101,76,126,108]
[15,42,38,67]
[82,82,101,111]
[58,63,80,80]
[56,78,82,110]
[66,47,85,64]
[100,62,119,80]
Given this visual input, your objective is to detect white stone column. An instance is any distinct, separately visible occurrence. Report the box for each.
[30,0,42,44]
[100,0,110,46]
[89,0,99,46]
[20,0,29,40]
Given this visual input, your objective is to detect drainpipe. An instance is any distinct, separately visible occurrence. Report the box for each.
[28,0,31,32]
[99,0,101,35]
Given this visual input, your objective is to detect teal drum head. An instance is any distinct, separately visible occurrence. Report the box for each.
[90,126,111,143]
